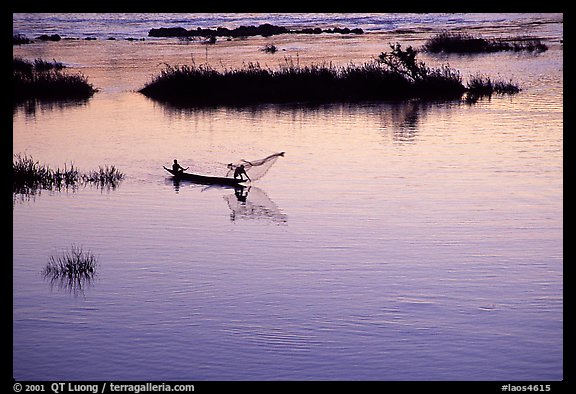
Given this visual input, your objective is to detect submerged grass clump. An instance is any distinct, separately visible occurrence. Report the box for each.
[262,43,278,53]
[13,57,97,101]
[12,154,79,193]
[465,73,521,102]
[423,32,548,54]
[82,165,125,188]
[13,154,125,196]
[140,43,520,106]
[43,245,98,296]
[44,245,98,278]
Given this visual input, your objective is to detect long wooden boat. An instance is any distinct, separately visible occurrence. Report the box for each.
[163,166,247,186]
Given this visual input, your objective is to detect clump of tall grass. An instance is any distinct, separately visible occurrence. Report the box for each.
[43,245,98,296]
[12,154,78,193]
[44,245,98,278]
[467,73,521,95]
[13,154,125,195]
[13,57,97,101]
[463,73,521,103]
[262,43,278,53]
[82,165,125,188]
[423,32,548,54]
[33,58,65,71]
[13,57,65,74]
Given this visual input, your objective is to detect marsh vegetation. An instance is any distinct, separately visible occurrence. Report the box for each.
[13,154,125,196]
[13,57,97,102]
[139,44,521,106]
[423,32,548,54]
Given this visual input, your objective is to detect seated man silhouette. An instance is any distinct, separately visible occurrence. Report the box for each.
[172,159,188,173]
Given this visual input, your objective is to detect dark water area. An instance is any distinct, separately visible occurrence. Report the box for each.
[13,13,563,382]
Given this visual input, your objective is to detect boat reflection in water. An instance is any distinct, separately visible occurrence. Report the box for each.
[167,176,244,193]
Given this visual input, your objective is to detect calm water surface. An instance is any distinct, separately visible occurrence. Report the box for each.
[13,14,562,381]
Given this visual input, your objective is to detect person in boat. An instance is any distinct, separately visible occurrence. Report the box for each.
[172,159,188,174]
[233,164,251,181]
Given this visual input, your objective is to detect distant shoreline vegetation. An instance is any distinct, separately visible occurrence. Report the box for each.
[13,57,98,102]
[13,33,34,45]
[139,44,520,106]
[13,33,144,43]
[148,23,363,38]
[11,24,365,43]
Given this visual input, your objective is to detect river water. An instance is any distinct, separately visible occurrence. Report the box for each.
[13,13,563,381]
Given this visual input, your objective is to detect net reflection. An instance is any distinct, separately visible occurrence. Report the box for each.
[167,178,287,224]
[224,186,287,224]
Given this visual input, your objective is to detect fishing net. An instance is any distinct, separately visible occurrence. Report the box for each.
[225,152,285,181]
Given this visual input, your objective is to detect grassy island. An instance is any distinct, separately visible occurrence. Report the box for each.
[139,44,520,106]
[423,32,548,54]
[13,57,98,101]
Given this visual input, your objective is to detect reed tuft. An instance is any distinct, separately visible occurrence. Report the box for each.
[43,245,98,296]
[44,245,98,278]
[13,154,125,196]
